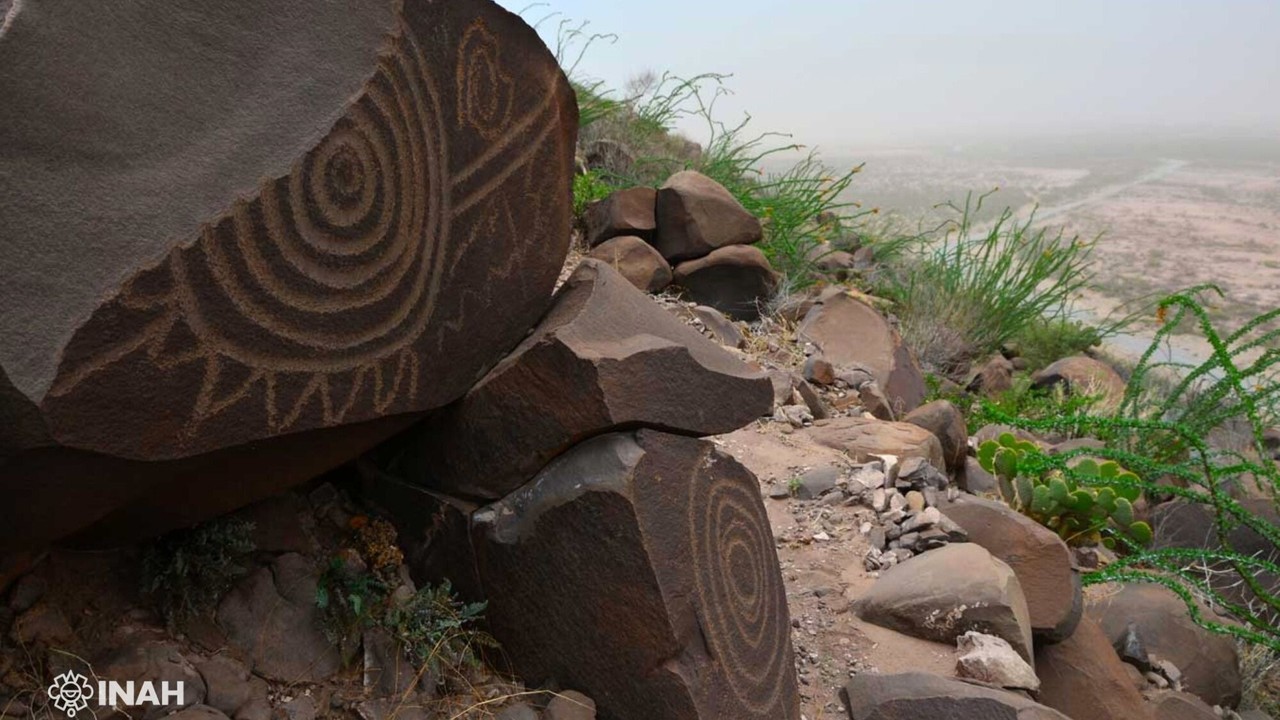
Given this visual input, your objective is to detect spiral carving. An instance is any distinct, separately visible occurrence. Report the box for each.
[689,455,793,716]
[44,6,575,459]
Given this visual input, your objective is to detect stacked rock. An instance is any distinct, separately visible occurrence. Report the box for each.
[391,261,800,720]
[585,172,779,320]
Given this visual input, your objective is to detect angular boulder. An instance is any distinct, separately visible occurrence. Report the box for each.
[798,292,926,414]
[653,171,763,262]
[1035,617,1154,720]
[967,355,1015,397]
[672,245,779,321]
[584,187,657,247]
[0,0,577,550]
[940,494,1082,643]
[903,400,968,474]
[473,430,800,720]
[689,305,746,349]
[587,235,673,292]
[841,672,1070,720]
[1087,582,1242,708]
[808,417,945,472]
[216,553,343,683]
[853,543,1034,664]
[955,631,1039,691]
[1032,356,1127,409]
[408,260,773,500]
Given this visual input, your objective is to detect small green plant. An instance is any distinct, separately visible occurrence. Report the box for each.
[977,433,1152,547]
[1012,317,1105,372]
[384,580,497,672]
[141,518,255,624]
[969,375,1102,435]
[875,190,1097,375]
[573,169,615,221]
[316,517,496,681]
[975,290,1280,652]
[787,476,803,496]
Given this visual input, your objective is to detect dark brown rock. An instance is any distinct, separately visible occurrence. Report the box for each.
[0,0,578,551]
[195,654,269,720]
[808,417,945,472]
[1150,498,1279,628]
[903,400,967,474]
[940,494,1082,643]
[854,543,1034,663]
[1087,582,1242,708]
[960,456,999,494]
[653,171,763,262]
[166,707,232,720]
[1032,356,1127,409]
[1262,427,1280,459]
[1035,617,1154,720]
[8,601,73,646]
[967,355,1015,397]
[672,245,779,321]
[798,292,926,414]
[794,378,832,420]
[407,260,773,500]
[804,357,838,386]
[216,553,343,683]
[841,672,1071,720]
[96,635,207,720]
[689,305,745,349]
[813,249,859,280]
[584,187,657,247]
[473,430,799,720]
[587,235,672,292]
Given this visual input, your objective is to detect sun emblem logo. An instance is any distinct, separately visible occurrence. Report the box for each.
[47,671,93,717]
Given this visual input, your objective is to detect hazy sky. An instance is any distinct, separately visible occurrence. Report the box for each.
[499,1,1280,150]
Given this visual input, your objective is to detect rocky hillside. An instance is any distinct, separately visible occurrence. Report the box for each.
[2,2,1278,720]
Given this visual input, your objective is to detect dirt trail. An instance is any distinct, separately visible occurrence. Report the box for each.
[714,423,956,719]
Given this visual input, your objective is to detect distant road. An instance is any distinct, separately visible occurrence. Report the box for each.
[1029,157,1190,225]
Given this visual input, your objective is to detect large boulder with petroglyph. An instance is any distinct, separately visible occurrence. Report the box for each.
[473,430,800,720]
[0,0,576,550]
[405,259,774,500]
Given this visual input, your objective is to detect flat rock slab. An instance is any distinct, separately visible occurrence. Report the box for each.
[940,494,1082,643]
[408,260,773,499]
[841,672,1070,720]
[854,543,1034,664]
[473,430,800,720]
[807,417,945,471]
[0,0,576,549]
[798,291,926,414]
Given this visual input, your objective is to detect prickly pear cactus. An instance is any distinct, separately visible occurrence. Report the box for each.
[977,433,1153,547]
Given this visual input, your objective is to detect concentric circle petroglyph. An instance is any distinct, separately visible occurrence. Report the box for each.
[689,455,792,715]
[43,9,574,454]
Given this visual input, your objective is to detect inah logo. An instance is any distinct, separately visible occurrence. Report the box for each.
[46,671,186,717]
[47,671,93,717]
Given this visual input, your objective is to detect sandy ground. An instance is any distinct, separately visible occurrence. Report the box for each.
[714,423,956,720]
[1061,163,1280,331]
